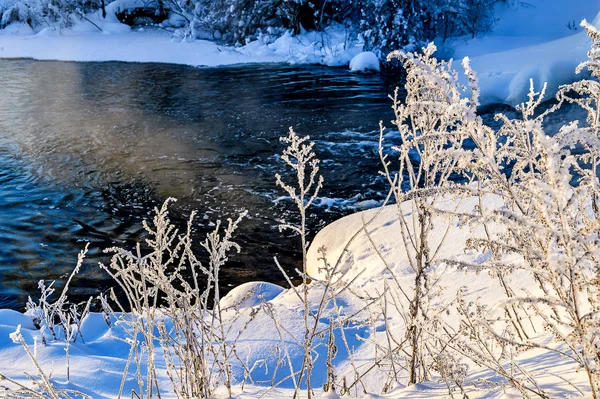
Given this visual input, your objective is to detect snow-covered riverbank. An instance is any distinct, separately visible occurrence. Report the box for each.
[0,25,288,66]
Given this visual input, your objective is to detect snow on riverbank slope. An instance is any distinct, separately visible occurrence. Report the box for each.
[0,197,592,398]
[450,0,600,104]
[0,26,288,66]
[0,15,362,66]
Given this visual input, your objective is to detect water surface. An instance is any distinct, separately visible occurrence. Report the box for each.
[0,60,400,309]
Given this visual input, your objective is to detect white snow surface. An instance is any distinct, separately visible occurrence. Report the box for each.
[449,0,600,104]
[0,27,285,66]
[0,196,593,398]
[0,17,361,66]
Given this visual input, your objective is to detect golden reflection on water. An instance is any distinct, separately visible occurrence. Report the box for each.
[0,61,226,200]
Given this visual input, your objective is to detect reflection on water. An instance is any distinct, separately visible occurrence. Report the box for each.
[0,60,399,309]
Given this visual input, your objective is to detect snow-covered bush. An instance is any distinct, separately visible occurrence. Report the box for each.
[339,20,600,395]
[272,128,341,397]
[455,0,497,39]
[0,0,102,30]
[477,21,600,397]
[26,245,91,345]
[166,0,301,43]
[361,0,500,57]
[0,1,31,28]
[374,42,474,385]
[100,198,248,398]
[176,0,501,51]
[412,20,600,398]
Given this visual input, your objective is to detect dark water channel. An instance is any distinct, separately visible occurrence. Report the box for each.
[0,60,405,309]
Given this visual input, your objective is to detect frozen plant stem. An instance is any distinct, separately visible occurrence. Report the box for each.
[276,127,323,398]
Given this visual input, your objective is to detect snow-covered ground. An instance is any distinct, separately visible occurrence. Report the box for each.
[0,0,598,103]
[0,196,593,398]
[450,0,600,104]
[0,12,363,67]
[0,23,288,66]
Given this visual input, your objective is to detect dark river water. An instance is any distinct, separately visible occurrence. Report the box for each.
[0,60,403,309]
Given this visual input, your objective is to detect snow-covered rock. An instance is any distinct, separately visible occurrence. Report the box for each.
[349,51,380,72]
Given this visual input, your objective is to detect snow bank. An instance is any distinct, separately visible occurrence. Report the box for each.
[349,51,380,72]
[462,13,600,105]
[0,20,362,66]
[449,0,600,104]
[0,27,286,66]
[0,196,591,398]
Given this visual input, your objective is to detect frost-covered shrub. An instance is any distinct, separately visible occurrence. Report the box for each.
[101,199,248,398]
[413,20,600,397]
[0,0,102,30]
[455,0,497,38]
[356,19,600,396]
[26,245,91,345]
[375,42,474,385]
[163,0,500,49]
[166,0,299,43]
[209,0,500,50]
[182,0,350,43]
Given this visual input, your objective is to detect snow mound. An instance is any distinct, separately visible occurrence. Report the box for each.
[0,21,33,36]
[0,309,35,329]
[349,51,380,72]
[306,194,522,292]
[220,281,284,310]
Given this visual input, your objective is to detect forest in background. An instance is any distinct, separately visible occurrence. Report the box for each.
[0,0,503,57]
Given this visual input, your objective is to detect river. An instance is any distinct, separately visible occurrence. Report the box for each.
[0,60,402,309]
